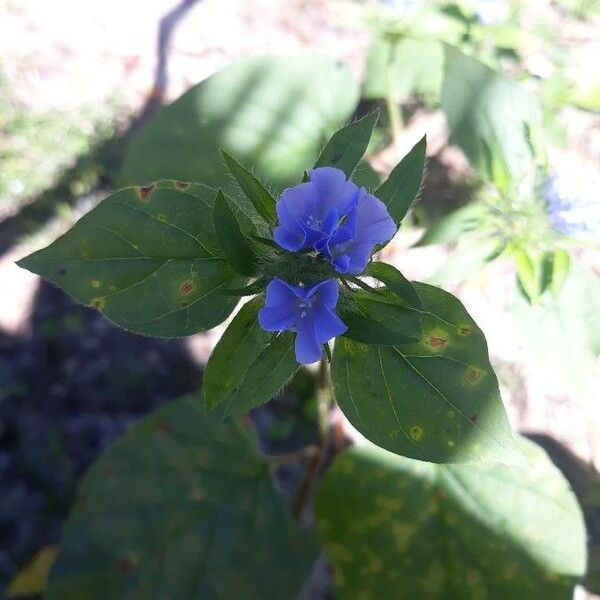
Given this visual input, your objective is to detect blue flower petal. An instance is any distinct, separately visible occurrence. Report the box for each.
[306,279,339,308]
[295,314,322,364]
[314,306,347,343]
[258,278,346,364]
[328,191,396,274]
[308,167,360,219]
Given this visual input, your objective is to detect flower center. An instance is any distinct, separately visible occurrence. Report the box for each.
[305,214,323,229]
[297,297,315,318]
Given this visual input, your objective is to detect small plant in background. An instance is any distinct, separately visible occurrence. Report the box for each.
[14,51,589,598]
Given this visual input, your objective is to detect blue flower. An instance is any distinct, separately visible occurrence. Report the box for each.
[258,277,347,364]
[545,169,600,237]
[273,167,396,275]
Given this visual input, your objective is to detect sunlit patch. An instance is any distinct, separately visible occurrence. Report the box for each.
[174,180,190,191]
[90,279,101,288]
[409,425,424,441]
[90,297,106,310]
[137,184,155,201]
[179,280,196,295]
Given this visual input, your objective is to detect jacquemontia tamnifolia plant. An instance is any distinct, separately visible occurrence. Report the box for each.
[17,104,586,599]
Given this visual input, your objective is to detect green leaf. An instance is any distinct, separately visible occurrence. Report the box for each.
[416,202,488,246]
[316,438,586,600]
[213,190,257,276]
[541,248,571,297]
[221,151,277,225]
[366,261,422,309]
[314,111,379,178]
[514,247,539,303]
[204,297,299,413]
[331,282,518,463]
[362,36,443,104]
[122,54,359,192]
[375,135,426,225]
[339,290,422,346]
[18,181,244,336]
[442,46,544,187]
[352,160,381,190]
[46,396,318,600]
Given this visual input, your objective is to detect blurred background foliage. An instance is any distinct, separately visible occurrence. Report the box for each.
[0,0,599,597]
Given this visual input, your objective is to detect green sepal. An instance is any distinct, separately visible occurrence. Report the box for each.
[203,297,299,414]
[366,262,422,309]
[375,135,426,225]
[221,151,277,225]
[314,111,379,178]
[225,278,268,297]
[213,190,258,276]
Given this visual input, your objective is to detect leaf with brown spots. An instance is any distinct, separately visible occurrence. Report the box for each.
[316,439,586,600]
[46,396,318,600]
[18,183,246,336]
[331,283,520,463]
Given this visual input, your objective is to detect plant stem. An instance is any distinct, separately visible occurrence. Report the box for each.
[385,41,403,157]
[316,356,332,439]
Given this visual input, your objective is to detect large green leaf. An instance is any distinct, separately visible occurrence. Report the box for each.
[47,396,318,599]
[18,181,244,337]
[331,282,518,463]
[122,54,359,192]
[375,135,426,225]
[203,297,299,414]
[316,438,587,599]
[314,111,379,178]
[442,46,543,188]
[362,36,443,104]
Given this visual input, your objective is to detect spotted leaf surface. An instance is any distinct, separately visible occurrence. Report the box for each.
[46,396,318,600]
[203,297,299,414]
[316,439,586,600]
[331,282,518,463]
[18,181,246,337]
